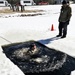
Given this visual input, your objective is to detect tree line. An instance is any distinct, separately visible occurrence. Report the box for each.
[7,0,56,5]
[7,0,75,5]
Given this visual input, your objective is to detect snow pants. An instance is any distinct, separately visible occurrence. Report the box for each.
[58,22,68,37]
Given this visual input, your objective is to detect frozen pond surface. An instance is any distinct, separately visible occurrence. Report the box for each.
[2,41,75,75]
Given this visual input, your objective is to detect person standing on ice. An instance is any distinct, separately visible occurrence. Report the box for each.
[56,0,72,38]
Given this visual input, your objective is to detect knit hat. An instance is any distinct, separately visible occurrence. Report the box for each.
[62,0,67,4]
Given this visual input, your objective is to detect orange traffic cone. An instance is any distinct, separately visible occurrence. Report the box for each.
[51,24,54,31]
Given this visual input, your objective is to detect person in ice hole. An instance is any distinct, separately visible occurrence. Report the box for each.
[26,44,39,58]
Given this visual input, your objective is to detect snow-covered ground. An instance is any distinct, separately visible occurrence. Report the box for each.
[0,4,75,75]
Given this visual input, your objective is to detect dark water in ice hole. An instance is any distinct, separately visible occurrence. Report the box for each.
[2,41,75,75]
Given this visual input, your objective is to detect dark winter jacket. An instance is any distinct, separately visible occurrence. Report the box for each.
[59,5,72,23]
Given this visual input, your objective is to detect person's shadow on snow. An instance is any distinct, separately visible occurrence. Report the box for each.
[38,37,60,44]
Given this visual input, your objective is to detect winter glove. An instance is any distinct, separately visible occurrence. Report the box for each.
[66,20,70,25]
